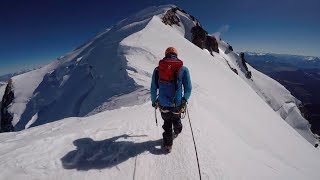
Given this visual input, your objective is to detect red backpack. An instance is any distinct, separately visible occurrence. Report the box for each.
[158,58,183,84]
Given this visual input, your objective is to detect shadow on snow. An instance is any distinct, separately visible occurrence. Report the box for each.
[61,134,165,171]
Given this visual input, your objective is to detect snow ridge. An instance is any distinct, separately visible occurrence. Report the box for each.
[215,40,316,144]
[0,5,319,180]
[10,5,174,130]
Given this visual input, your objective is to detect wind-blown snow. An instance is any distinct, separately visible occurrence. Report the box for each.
[1,5,319,180]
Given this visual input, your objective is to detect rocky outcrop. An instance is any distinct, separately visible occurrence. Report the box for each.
[191,25,219,55]
[162,8,180,26]
[191,24,207,49]
[162,8,219,56]
[240,52,252,79]
[162,7,200,27]
[1,79,14,132]
[205,35,219,55]
[298,103,311,121]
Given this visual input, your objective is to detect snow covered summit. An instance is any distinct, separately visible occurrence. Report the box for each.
[2,6,174,131]
[1,5,319,180]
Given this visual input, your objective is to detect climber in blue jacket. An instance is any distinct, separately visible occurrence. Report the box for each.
[150,47,192,152]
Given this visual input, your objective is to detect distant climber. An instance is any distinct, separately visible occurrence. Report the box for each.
[150,47,192,153]
[240,52,252,79]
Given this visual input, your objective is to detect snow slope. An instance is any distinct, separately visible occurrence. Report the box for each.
[1,5,319,180]
[6,3,315,146]
[215,41,316,144]
[1,100,319,180]
[8,6,172,131]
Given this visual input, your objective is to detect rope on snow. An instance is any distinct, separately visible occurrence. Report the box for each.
[187,106,202,180]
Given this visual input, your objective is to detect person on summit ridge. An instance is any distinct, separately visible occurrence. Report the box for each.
[150,47,192,152]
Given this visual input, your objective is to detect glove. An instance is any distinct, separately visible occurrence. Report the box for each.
[181,97,187,106]
[180,98,187,113]
[152,99,158,108]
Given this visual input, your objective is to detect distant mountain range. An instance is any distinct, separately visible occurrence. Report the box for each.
[245,52,320,71]
[0,68,39,82]
[245,52,320,135]
[0,82,6,87]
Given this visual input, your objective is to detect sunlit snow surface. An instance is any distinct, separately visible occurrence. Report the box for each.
[1,5,319,180]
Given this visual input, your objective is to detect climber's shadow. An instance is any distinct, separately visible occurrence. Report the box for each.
[61,134,164,171]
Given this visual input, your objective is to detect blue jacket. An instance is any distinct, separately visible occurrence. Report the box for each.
[150,55,192,107]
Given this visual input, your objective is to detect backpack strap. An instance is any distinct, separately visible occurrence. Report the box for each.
[173,70,179,106]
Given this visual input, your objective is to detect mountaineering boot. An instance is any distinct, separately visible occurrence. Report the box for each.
[173,132,178,139]
[164,145,172,153]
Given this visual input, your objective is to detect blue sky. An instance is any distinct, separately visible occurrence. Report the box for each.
[1,0,319,75]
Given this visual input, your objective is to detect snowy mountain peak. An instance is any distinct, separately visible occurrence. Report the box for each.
[0,4,316,144]
[1,5,319,179]
[246,51,320,61]
[3,5,175,130]
[1,5,207,131]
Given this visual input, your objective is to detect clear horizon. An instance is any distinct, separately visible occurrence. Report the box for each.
[1,0,319,76]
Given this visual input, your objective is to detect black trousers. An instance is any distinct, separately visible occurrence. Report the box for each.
[161,111,182,146]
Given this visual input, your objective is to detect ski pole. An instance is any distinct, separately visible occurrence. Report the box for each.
[154,96,159,127]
